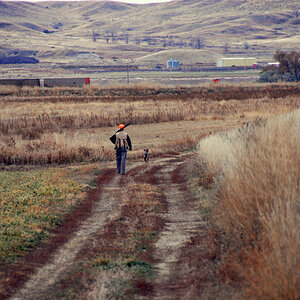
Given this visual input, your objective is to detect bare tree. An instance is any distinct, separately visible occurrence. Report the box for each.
[260,50,300,82]
[144,36,152,45]
[92,31,97,42]
[162,38,167,47]
[105,31,110,43]
[190,37,205,49]
[293,6,299,18]
[289,5,299,18]
[134,36,140,45]
[243,41,250,49]
[168,37,174,47]
[274,50,300,81]
[179,39,184,49]
[223,42,230,54]
[124,33,129,44]
[196,37,205,49]
[111,32,116,43]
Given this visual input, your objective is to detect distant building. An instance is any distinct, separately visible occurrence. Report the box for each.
[0,78,90,88]
[43,78,89,87]
[267,62,280,67]
[167,59,180,69]
[217,57,257,67]
[0,79,40,87]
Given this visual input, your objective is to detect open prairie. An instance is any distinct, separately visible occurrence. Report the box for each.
[1,83,299,165]
[0,84,300,299]
[1,0,300,298]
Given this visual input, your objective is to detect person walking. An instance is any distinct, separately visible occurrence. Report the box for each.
[110,124,132,175]
[144,149,149,162]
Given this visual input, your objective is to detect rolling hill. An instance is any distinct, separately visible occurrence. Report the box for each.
[0,0,299,67]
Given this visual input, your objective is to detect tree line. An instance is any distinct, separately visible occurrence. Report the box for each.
[91,31,206,49]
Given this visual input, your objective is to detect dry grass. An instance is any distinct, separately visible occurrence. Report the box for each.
[197,109,300,299]
[0,85,299,165]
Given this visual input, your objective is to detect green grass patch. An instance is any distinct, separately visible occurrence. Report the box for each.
[126,260,155,277]
[0,169,83,266]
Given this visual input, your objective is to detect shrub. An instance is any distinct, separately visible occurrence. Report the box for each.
[260,51,300,82]
[259,66,281,82]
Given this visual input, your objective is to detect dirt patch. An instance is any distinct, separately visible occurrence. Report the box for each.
[151,157,206,299]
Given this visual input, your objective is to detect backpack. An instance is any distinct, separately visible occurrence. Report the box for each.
[115,132,128,149]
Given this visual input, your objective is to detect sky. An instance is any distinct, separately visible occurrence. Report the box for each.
[17,0,175,3]
[112,0,174,3]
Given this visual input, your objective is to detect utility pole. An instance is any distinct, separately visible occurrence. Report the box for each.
[127,64,129,84]
[244,58,246,84]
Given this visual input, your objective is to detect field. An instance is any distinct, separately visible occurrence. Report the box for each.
[0,169,84,265]
[0,66,262,87]
[1,0,300,297]
[0,83,299,299]
[1,83,299,165]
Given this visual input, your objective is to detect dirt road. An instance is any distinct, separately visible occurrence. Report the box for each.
[8,153,220,299]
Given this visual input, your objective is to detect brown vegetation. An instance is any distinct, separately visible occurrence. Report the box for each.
[197,110,300,299]
[0,84,299,166]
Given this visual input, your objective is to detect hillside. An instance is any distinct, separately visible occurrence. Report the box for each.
[0,0,299,67]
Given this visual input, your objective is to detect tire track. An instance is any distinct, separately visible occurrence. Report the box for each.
[152,155,204,299]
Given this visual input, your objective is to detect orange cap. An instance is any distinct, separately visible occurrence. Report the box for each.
[118,124,125,129]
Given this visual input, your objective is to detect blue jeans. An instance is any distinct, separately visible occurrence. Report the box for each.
[116,147,127,174]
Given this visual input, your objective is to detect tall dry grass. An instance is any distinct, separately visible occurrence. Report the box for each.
[197,109,300,299]
[0,132,114,165]
[1,96,299,137]
[1,83,300,101]
[0,85,299,165]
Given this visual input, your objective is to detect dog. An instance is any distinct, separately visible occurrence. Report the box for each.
[143,149,149,162]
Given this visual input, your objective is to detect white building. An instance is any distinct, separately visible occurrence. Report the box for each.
[217,57,257,67]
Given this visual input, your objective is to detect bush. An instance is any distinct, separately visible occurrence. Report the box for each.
[259,51,300,82]
[259,67,281,82]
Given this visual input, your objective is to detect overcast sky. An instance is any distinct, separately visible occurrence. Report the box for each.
[113,0,174,3]
[18,0,175,3]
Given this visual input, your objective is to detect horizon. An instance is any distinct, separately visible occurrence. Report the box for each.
[4,0,176,3]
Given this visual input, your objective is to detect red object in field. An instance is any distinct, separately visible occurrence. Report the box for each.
[213,79,220,84]
[85,78,90,85]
